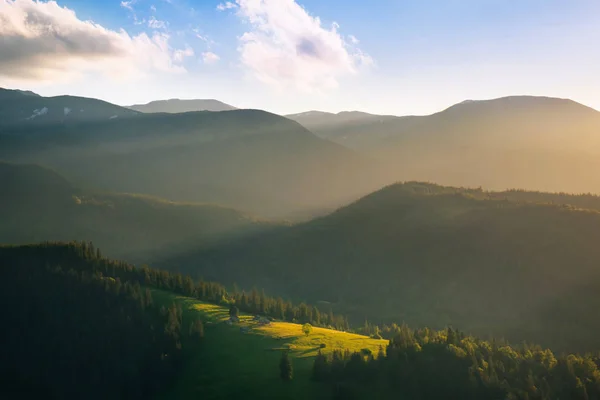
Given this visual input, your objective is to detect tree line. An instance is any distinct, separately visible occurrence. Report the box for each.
[310,325,600,400]
[0,241,351,331]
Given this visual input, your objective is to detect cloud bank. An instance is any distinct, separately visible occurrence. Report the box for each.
[225,0,373,91]
[0,0,189,82]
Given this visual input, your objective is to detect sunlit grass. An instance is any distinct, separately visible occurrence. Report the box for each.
[152,290,388,399]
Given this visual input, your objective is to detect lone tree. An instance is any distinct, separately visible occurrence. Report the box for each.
[229,304,239,319]
[302,323,313,337]
[279,351,293,381]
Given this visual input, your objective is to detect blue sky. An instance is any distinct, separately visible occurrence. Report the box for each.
[0,0,599,115]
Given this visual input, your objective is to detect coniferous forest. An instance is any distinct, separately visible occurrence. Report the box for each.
[3,242,600,399]
[0,253,186,399]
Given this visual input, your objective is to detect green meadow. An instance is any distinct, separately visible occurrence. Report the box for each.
[152,290,388,399]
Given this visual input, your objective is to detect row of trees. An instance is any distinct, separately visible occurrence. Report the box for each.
[0,241,351,331]
[312,325,600,399]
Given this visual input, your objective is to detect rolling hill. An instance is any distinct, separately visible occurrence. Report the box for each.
[0,109,389,217]
[0,161,274,262]
[0,87,138,127]
[164,182,600,352]
[127,98,237,113]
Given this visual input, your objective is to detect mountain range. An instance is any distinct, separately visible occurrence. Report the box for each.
[290,96,600,195]
[0,105,387,217]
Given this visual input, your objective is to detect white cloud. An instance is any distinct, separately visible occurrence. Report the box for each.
[150,5,157,12]
[202,51,220,64]
[174,46,194,62]
[148,16,167,30]
[0,0,190,83]
[120,1,136,11]
[348,34,359,44]
[216,2,237,11]
[231,0,373,91]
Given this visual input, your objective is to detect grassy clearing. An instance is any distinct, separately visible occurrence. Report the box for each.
[152,290,388,400]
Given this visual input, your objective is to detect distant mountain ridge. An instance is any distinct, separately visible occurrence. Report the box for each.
[0,88,138,127]
[0,108,388,217]
[289,96,600,195]
[127,98,237,113]
[285,110,400,141]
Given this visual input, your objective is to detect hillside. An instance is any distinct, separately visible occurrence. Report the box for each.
[165,182,600,352]
[127,99,237,113]
[0,162,272,262]
[0,109,388,217]
[0,242,387,399]
[152,290,386,400]
[7,242,600,400]
[0,88,138,127]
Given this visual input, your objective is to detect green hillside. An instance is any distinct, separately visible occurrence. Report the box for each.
[0,162,273,262]
[151,290,386,400]
[166,182,600,352]
[5,242,600,400]
[0,109,387,217]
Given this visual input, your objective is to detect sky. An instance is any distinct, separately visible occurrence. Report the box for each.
[0,0,599,116]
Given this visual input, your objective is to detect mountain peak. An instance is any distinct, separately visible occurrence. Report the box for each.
[444,95,598,114]
[127,99,237,113]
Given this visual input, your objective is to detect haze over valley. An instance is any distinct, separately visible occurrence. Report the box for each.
[3,0,600,399]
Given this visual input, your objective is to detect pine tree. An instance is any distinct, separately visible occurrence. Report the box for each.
[229,304,239,319]
[331,350,345,381]
[189,319,204,339]
[377,345,385,362]
[279,351,293,381]
[276,298,285,320]
[312,306,321,326]
[312,350,330,381]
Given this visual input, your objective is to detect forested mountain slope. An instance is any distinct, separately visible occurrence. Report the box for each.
[0,109,387,217]
[165,182,600,352]
[0,162,273,262]
[6,242,600,400]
